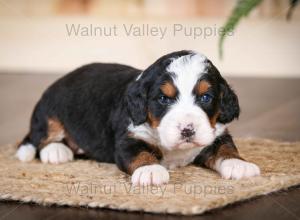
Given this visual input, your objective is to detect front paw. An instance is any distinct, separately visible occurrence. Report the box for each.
[131,164,169,186]
[217,158,260,180]
[40,143,73,164]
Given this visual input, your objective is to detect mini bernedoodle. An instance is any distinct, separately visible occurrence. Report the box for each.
[16,50,260,186]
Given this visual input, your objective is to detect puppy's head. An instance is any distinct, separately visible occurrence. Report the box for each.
[127,50,239,150]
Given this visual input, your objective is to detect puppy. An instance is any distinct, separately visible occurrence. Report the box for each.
[16,50,260,185]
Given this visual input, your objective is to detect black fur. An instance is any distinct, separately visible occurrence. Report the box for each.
[217,81,240,124]
[19,50,241,175]
[204,60,240,124]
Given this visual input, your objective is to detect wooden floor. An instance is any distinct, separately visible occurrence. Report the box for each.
[0,74,299,220]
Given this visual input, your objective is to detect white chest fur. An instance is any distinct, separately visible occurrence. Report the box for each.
[160,147,204,169]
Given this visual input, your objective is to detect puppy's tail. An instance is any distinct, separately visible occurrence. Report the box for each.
[15,134,37,162]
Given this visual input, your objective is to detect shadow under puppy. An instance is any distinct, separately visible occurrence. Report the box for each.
[16,50,260,185]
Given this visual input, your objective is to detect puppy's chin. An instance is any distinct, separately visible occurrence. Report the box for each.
[163,141,203,151]
[176,142,197,150]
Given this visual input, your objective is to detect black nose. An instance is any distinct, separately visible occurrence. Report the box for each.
[181,127,195,139]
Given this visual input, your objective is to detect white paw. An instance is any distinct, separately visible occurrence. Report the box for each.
[16,144,36,162]
[40,143,73,164]
[131,164,169,186]
[216,158,260,180]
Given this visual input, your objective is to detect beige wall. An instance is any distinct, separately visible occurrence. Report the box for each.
[0,0,299,77]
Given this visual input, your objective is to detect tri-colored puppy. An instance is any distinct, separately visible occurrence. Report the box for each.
[16,50,260,185]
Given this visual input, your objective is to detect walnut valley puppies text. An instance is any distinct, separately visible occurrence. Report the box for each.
[65,182,235,198]
[65,23,234,39]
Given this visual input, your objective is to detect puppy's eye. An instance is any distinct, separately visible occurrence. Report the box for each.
[200,94,213,104]
[158,95,174,105]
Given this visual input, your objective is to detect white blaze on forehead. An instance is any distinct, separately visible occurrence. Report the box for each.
[157,52,215,151]
[167,53,208,98]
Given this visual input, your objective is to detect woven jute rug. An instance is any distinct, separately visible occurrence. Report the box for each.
[0,139,300,215]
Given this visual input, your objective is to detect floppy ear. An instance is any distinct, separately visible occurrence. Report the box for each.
[126,79,148,125]
[218,81,240,124]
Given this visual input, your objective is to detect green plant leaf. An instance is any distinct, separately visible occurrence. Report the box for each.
[219,0,263,59]
[287,0,299,20]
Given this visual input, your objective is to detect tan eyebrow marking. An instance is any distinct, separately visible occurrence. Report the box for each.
[196,80,211,95]
[160,81,177,98]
